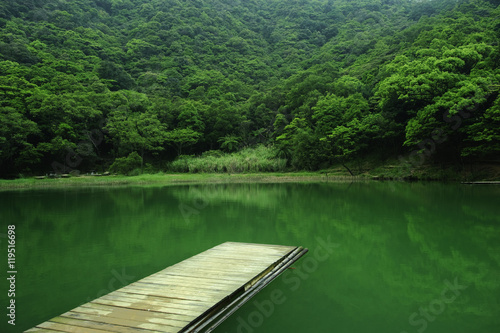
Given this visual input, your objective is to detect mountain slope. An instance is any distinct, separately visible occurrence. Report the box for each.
[0,0,498,177]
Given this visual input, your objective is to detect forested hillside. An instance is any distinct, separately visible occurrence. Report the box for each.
[1,0,499,178]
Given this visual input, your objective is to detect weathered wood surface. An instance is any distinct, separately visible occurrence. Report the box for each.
[26,242,306,333]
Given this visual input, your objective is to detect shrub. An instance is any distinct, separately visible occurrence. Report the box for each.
[109,151,143,175]
[128,168,142,177]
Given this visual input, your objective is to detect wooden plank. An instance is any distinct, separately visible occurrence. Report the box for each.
[163,264,266,275]
[49,317,163,333]
[134,279,236,291]
[101,292,215,310]
[131,281,237,294]
[161,265,267,277]
[123,282,230,297]
[150,265,267,281]
[170,256,274,268]
[92,298,205,317]
[99,291,212,308]
[60,311,179,331]
[27,242,306,333]
[166,259,275,269]
[92,301,209,318]
[73,304,192,327]
[37,321,116,333]
[142,274,243,284]
[153,269,251,280]
[183,253,281,262]
[141,276,241,290]
[173,257,274,267]
[183,252,285,262]
[81,303,195,323]
[117,287,225,303]
[151,270,250,283]
[25,328,65,333]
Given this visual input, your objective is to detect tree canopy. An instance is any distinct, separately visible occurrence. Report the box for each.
[0,0,498,177]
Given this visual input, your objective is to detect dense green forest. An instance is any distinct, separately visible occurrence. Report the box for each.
[0,0,499,178]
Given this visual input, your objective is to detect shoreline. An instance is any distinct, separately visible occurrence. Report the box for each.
[0,172,362,190]
[1,165,498,190]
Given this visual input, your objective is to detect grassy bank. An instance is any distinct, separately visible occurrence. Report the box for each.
[0,172,357,190]
[2,168,498,190]
[1,149,498,189]
[2,164,498,190]
[165,146,500,181]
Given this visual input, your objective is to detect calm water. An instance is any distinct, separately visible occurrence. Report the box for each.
[0,182,499,333]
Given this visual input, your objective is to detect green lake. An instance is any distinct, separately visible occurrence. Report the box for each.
[1,181,499,333]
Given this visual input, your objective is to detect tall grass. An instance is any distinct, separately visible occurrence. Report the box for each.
[168,146,288,173]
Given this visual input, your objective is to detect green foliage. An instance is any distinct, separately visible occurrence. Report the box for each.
[165,128,202,156]
[218,135,240,153]
[105,90,166,162]
[109,151,142,175]
[0,106,40,172]
[462,94,500,157]
[0,0,499,177]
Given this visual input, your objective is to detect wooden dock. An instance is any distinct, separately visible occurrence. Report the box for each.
[26,242,308,333]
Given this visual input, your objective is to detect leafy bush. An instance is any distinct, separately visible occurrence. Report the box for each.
[109,152,143,175]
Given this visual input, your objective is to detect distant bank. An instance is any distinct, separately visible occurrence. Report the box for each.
[0,172,352,189]
[0,163,498,189]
